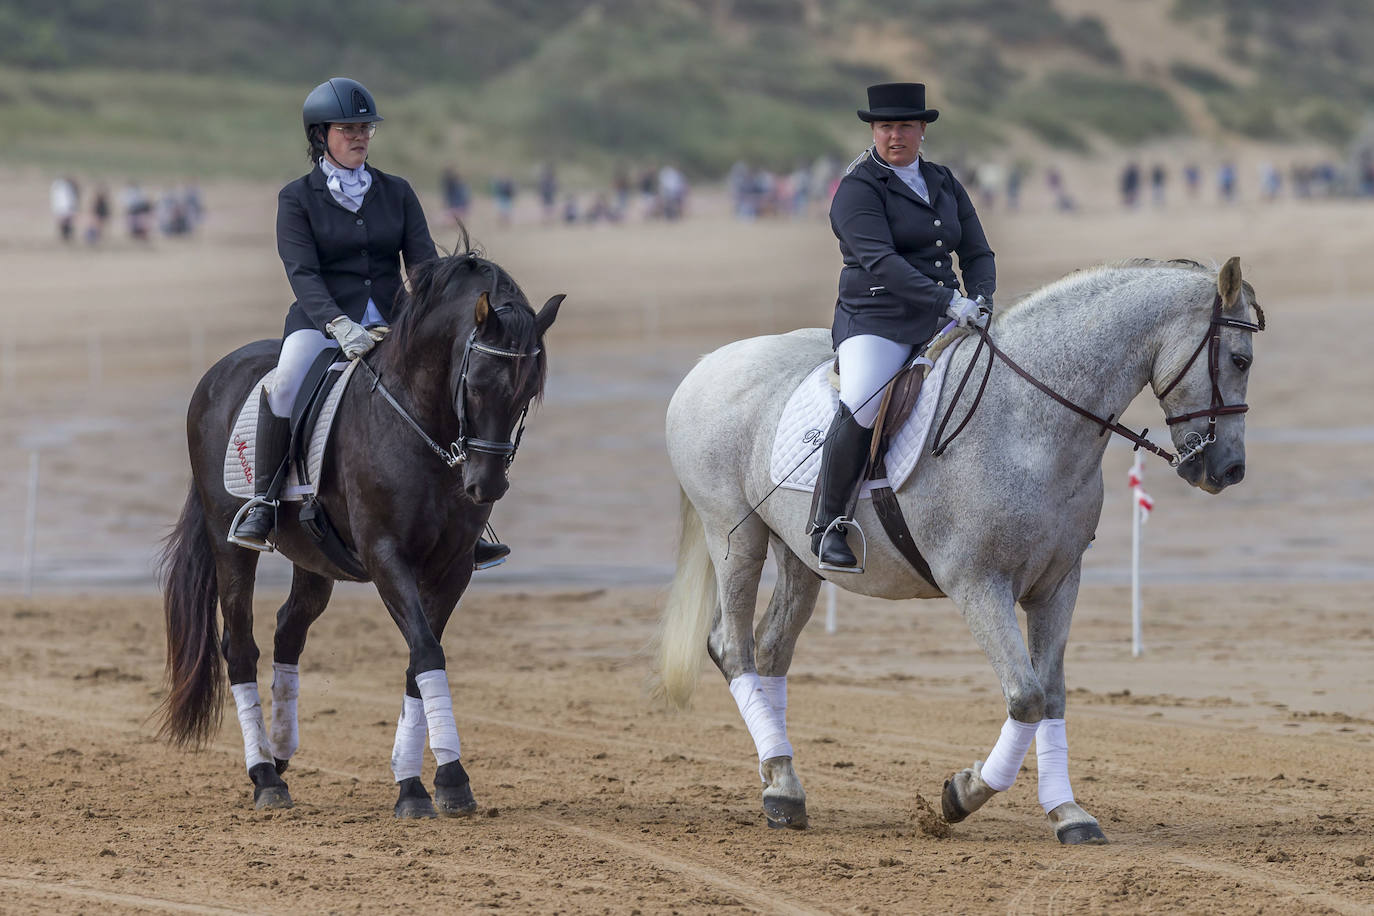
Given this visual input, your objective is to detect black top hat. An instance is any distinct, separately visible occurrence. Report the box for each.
[857,83,939,123]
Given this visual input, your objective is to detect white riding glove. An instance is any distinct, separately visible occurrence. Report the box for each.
[945,294,987,329]
[326,315,376,359]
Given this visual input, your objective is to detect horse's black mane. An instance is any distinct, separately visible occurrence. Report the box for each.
[394,229,547,399]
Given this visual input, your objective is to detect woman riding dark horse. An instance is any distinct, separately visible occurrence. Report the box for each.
[812,81,996,570]
[229,76,507,570]
[158,79,565,818]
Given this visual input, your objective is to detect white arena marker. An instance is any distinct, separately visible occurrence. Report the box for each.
[824,580,838,634]
[1128,454,1154,658]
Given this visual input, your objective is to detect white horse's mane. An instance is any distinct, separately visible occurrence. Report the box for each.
[1002,258,1219,316]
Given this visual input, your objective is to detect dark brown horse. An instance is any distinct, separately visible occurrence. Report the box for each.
[158,249,562,817]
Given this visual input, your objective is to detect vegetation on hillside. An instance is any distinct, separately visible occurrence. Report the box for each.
[0,0,1364,181]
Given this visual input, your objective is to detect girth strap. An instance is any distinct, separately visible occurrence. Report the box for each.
[870,484,941,592]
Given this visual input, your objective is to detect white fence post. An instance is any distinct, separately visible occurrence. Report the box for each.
[1131,474,1144,657]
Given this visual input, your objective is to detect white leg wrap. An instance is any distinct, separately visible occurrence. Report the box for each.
[758,675,787,720]
[390,695,428,782]
[230,682,272,772]
[268,662,299,762]
[415,669,462,766]
[1035,718,1075,813]
[980,716,1039,792]
[729,673,793,764]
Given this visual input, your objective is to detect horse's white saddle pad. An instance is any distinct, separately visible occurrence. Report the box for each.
[769,337,961,496]
[223,360,359,501]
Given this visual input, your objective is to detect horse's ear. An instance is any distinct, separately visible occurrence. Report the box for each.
[475,291,490,326]
[536,294,565,337]
[1217,256,1243,310]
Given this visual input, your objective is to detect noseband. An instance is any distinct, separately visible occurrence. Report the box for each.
[1154,292,1262,464]
[932,291,1263,467]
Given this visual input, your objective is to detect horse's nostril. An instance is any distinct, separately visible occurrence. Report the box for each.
[1222,462,1245,486]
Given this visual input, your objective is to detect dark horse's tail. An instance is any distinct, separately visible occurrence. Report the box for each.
[156,484,223,747]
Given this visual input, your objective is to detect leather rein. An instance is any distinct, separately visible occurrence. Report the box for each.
[931,292,1264,467]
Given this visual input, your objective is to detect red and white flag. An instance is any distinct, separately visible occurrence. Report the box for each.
[1129,453,1154,521]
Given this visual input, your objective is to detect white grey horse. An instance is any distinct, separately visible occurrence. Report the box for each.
[653,258,1263,843]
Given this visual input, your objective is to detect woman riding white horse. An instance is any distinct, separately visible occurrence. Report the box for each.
[814,82,995,570]
[230,77,507,568]
[656,255,1261,840]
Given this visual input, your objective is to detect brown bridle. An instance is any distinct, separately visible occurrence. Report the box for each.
[932,292,1264,467]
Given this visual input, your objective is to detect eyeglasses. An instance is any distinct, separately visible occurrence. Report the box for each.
[331,123,378,139]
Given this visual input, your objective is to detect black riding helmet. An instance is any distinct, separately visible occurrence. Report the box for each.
[302,77,384,132]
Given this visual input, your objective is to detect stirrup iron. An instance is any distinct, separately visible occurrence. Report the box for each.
[817,516,866,574]
[227,496,279,553]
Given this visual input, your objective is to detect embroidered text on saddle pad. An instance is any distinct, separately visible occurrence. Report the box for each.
[223,361,359,500]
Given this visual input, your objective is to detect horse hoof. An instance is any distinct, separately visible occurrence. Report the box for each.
[254,785,293,810]
[395,797,438,819]
[249,762,292,810]
[434,761,478,817]
[1057,822,1109,845]
[435,784,478,817]
[394,776,437,819]
[940,777,971,824]
[762,796,808,830]
[274,757,290,775]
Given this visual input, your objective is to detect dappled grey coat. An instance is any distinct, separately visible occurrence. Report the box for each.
[828,150,995,348]
[277,163,436,336]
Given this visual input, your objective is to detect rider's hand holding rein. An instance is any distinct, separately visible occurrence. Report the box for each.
[946,294,986,329]
[327,315,377,359]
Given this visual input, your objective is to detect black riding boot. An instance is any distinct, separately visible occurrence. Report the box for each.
[230,390,291,551]
[473,537,510,570]
[808,404,874,570]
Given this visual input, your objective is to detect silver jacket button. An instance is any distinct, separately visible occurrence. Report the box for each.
[934,260,942,267]
[933,219,942,227]
[935,239,944,247]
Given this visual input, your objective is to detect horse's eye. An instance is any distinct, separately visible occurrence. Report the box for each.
[1231,354,1251,372]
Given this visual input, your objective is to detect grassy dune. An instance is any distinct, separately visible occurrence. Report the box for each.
[2,0,1365,183]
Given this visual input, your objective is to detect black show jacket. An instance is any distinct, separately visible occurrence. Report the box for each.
[277,163,436,335]
[828,150,995,348]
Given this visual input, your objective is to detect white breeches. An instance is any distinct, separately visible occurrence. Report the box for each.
[266,330,336,418]
[835,334,914,428]
[265,301,384,418]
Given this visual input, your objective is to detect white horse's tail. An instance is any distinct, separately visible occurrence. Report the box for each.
[651,488,717,709]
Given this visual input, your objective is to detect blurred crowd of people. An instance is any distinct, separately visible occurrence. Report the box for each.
[49,176,204,245]
[1116,155,1374,209]
[440,161,691,230]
